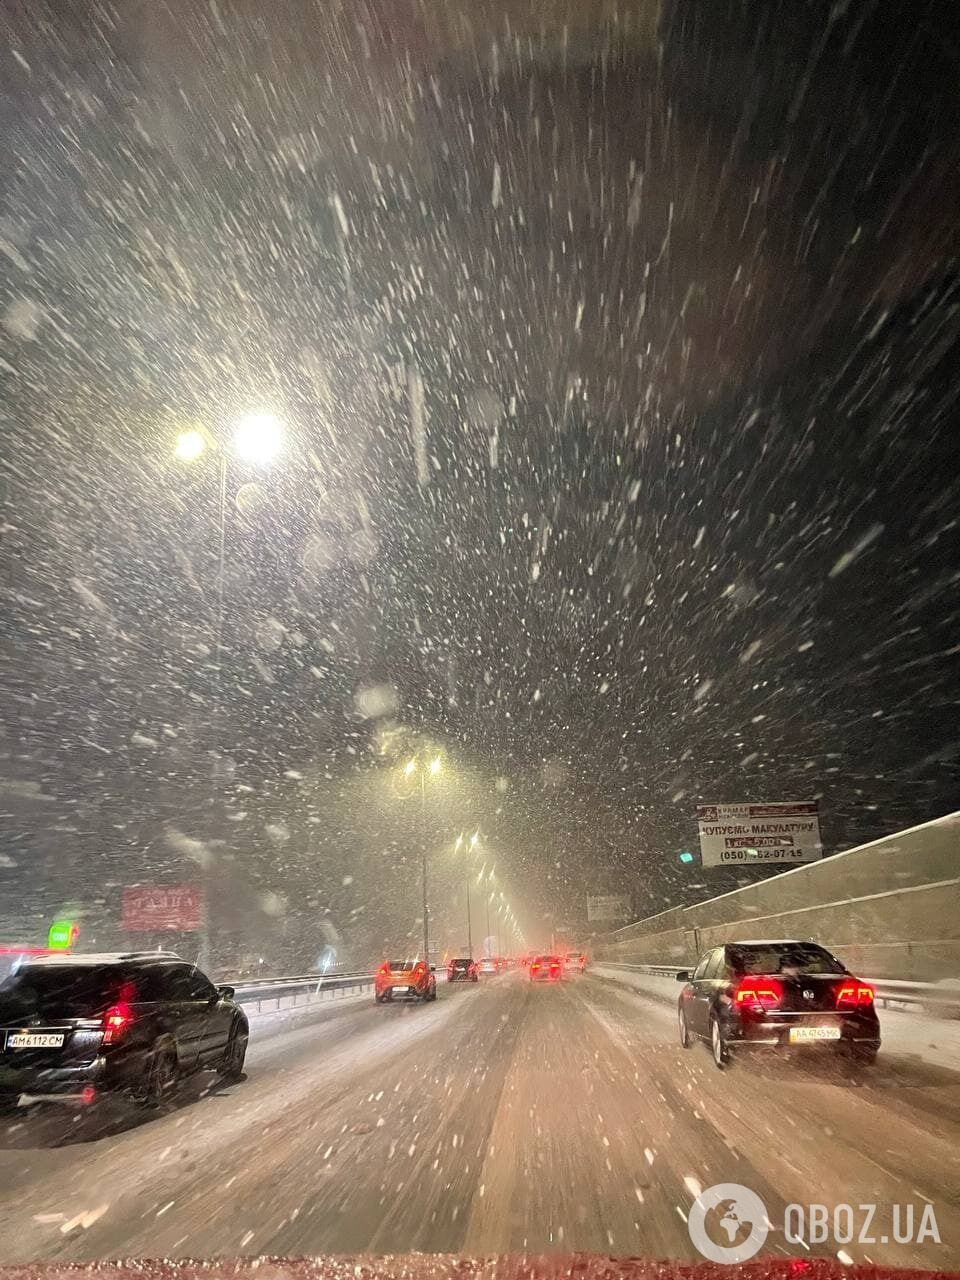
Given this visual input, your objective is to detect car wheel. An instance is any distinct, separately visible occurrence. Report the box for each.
[710,1014,729,1070]
[375,992,384,1003]
[141,1045,178,1109]
[219,1022,248,1081]
[678,1005,692,1049]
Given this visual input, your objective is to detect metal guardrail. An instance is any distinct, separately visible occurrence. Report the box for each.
[228,971,375,1014]
[595,962,960,1016]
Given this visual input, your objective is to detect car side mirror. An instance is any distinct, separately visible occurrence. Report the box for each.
[217,985,235,1000]
[675,970,690,982]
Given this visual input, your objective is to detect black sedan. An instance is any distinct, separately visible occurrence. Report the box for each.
[677,940,881,1069]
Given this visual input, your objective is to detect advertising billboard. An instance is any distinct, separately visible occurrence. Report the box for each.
[122,885,203,931]
[586,894,632,923]
[696,802,822,868]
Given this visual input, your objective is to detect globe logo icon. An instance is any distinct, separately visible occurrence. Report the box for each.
[688,1183,770,1263]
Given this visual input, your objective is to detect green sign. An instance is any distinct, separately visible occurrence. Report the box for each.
[678,850,696,864]
[47,920,77,950]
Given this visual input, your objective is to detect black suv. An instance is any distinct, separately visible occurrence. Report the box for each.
[0,952,248,1109]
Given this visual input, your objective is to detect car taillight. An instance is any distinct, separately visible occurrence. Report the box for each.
[836,981,874,1008]
[734,976,783,1012]
[377,963,390,977]
[101,1002,133,1044]
[531,963,540,971]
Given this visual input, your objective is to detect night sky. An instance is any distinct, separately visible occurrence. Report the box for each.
[0,0,957,967]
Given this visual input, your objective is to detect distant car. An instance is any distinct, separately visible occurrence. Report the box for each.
[563,952,587,973]
[447,957,479,983]
[0,952,248,1111]
[677,940,881,1070]
[529,955,563,982]
[375,959,437,1003]
[477,956,499,977]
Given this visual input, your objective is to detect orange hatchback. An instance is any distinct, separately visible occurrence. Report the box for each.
[375,959,437,1004]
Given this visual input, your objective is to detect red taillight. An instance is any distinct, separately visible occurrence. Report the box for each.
[531,963,540,971]
[836,981,874,1008]
[101,1002,133,1044]
[377,963,390,976]
[735,976,783,1012]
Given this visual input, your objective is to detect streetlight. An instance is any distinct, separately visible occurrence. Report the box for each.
[233,411,284,465]
[454,832,474,958]
[172,412,284,969]
[174,429,207,462]
[401,754,443,962]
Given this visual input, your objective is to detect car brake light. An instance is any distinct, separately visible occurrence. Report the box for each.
[101,1002,133,1044]
[531,963,540,971]
[836,981,874,1008]
[734,976,783,1012]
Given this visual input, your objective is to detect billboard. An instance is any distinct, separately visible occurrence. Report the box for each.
[586,894,632,923]
[122,885,203,932]
[696,802,822,868]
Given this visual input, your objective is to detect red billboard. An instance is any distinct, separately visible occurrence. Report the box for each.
[122,885,203,932]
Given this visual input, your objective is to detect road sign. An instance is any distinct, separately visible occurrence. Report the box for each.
[122,885,203,931]
[586,894,632,923]
[696,802,822,868]
[46,920,78,950]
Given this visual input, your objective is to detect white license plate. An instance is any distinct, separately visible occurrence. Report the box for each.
[7,1033,65,1050]
[393,986,409,994]
[789,1026,841,1043]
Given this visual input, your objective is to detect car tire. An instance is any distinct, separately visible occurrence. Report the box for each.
[375,992,384,1003]
[219,1022,248,1081]
[141,1045,178,1109]
[710,1014,729,1070]
[678,1005,693,1049]
[851,1046,878,1068]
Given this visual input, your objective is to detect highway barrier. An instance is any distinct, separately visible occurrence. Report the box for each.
[593,962,960,1017]
[230,971,375,1014]
[595,811,960,981]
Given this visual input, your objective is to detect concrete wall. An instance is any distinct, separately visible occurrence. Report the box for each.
[595,811,960,980]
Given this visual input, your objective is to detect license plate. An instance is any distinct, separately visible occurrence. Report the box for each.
[789,1026,841,1043]
[7,1033,65,1050]
[393,986,408,994]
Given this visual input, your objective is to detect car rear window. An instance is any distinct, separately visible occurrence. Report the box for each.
[0,965,131,1017]
[388,961,415,972]
[728,944,845,975]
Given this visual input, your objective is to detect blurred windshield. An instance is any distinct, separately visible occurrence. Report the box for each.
[0,0,957,1271]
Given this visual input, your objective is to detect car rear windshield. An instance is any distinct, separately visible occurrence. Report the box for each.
[728,944,845,975]
[0,965,130,1017]
[451,959,471,967]
[388,961,416,972]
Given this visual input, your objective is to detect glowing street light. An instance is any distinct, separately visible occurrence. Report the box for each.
[174,429,207,462]
[233,411,283,465]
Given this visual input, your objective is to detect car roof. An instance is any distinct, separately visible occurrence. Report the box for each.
[723,939,806,947]
[17,951,185,968]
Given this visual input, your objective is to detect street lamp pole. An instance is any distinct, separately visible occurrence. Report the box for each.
[466,872,473,958]
[420,769,429,962]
